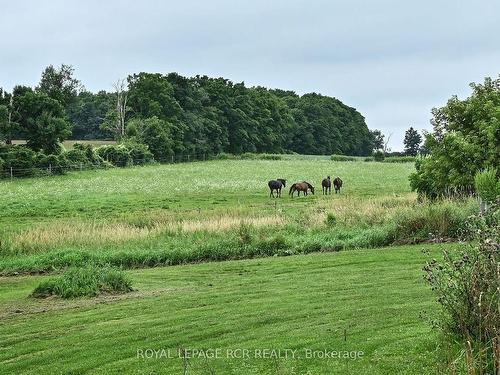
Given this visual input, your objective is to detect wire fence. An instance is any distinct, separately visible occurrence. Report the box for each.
[0,153,223,180]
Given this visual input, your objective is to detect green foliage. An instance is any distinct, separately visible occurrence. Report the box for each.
[31,266,132,298]
[331,154,358,161]
[474,168,500,203]
[67,91,114,139]
[0,145,38,171]
[382,156,416,163]
[125,117,173,160]
[96,144,132,166]
[121,141,154,165]
[373,150,385,161]
[14,91,71,154]
[410,77,500,198]
[403,127,422,156]
[325,213,337,226]
[36,64,83,107]
[423,204,499,373]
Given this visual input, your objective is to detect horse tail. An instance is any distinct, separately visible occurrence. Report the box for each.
[289,183,296,195]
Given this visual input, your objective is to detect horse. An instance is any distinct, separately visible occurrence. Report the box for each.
[268,178,286,198]
[322,176,331,195]
[333,177,343,193]
[289,181,315,197]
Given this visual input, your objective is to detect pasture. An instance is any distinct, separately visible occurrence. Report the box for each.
[0,157,473,373]
[0,244,459,374]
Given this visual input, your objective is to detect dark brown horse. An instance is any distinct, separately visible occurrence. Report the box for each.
[333,177,343,193]
[268,178,286,198]
[322,176,331,195]
[289,181,315,197]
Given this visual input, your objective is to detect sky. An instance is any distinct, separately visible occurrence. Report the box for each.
[1,0,499,150]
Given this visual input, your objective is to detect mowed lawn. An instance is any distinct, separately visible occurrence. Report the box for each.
[0,244,447,374]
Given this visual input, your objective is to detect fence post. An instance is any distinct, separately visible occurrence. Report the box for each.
[171,155,174,164]
[187,154,190,162]
[49,164,52,174]
[80,163,83,172]
[10,167,13,181]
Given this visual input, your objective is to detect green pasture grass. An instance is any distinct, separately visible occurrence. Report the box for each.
[0,159,413,224]
[0,159,477,275]
[0,243,457,374]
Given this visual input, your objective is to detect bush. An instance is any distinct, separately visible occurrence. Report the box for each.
[383,156,416,163]
[36,153,69,175]
[122,141,154,165]
[216,152,235,160]
[423,204,499,373]
[259,154,282,160]
[96,145,132,167]
[392,200,476,243]
[31,266,133,298]
[0,145,38,171]
[474,168,499,203]
[373,150,385,162]
[331,154,358,162]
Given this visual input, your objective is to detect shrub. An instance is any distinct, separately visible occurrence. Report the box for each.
[0,145,38,171]
[240,152,257,160]
[122,141,154,165]
[383,156,416,163]
[96,145,132,167]
[392,200,476,243]
[423,204,500,373]
[373,150,385,162]
[216,152,235,160]
[474,168,499,203]
[259,154,282,160]
[36,153,69,175]
[31,266,133,298]
[331,155,357,162]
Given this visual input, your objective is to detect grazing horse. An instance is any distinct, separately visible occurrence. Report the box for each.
[322,176,331,195]
[333,177,343,193]
[289,181,315,197]
[268,178,286,198]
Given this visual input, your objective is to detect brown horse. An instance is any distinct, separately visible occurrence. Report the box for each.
[333,177,343,193]
[322,176,331,195]
[289,181,315,197]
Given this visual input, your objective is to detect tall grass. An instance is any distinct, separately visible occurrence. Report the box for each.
[0,198,477,275]
[31,266,132,298]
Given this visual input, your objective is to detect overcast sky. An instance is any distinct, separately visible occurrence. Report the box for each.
[1,0,499,150]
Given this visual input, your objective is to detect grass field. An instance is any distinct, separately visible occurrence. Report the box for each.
[0,158,475,275]
[0,157,473,373]
[0,243,455,374]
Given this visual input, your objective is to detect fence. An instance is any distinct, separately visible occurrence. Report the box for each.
[0,152,221,180]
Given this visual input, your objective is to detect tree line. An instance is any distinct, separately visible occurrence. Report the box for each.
[0,65,378,160]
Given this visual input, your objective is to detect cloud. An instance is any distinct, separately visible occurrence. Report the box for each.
[1,0,499,149]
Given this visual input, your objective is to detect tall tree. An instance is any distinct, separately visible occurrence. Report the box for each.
[36,64,83,107]
[403,127,422,156]
[410,76,500,198]
[0,89,17,144]
[370,129,385,151]
[16,91,71,154]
